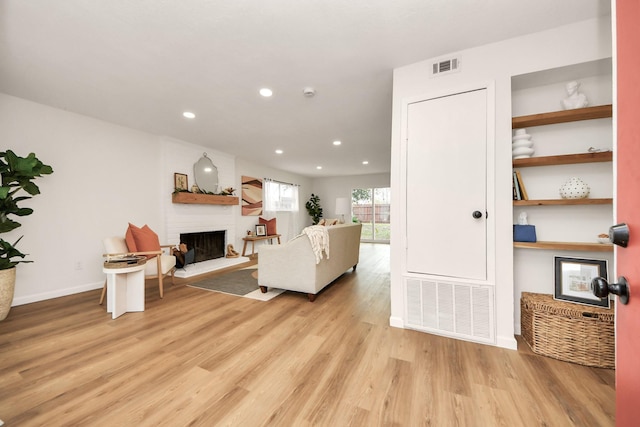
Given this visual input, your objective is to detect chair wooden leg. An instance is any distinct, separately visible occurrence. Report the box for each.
[99,279,107,305]
[157,256,164,298]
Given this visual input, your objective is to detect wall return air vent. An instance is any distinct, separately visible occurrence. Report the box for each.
[431,57,460,76]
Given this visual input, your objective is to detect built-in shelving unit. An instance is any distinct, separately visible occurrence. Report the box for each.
[172,192,239,205]
[512,104,613,252]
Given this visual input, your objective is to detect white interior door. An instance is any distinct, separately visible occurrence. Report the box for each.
[406,89,487,280]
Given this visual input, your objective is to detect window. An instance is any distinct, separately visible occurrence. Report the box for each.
[264,179,299,212]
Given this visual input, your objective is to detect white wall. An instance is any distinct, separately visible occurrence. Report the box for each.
[312,173,391,221]
[390,17,612,349]
[235,158,312,245]
[1,93,162,304]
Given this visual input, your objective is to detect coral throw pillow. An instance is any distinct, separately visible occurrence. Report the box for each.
[125,224,138,252]
[259,217,277,235]
[127,223,161,258]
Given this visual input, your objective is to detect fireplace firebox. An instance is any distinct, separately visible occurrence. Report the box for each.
[179,230,226,263]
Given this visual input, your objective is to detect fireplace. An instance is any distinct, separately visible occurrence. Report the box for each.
[179,230,226,263]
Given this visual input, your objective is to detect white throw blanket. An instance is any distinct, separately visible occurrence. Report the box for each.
[301,225,330,264]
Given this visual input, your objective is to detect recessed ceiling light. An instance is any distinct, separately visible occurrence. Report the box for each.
[316,166,322,170]
[183,111,195,119]
[259,88,273,97]
[333,140,341,146]
[362,161,369,165]
[275,149,283,154]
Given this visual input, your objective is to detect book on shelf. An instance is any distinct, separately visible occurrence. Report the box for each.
[513,171,522,200]
[515,170,528,200]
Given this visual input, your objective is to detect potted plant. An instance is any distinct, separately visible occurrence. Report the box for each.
[305,193,323,225]
[0,150,53,320]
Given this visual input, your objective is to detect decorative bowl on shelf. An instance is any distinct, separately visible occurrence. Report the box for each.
[559,177,590,199]
[597,234,610,244]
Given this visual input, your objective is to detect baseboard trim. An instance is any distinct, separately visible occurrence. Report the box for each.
[12,281,104,306]
[497,335,518,350]
[389,316,404,328]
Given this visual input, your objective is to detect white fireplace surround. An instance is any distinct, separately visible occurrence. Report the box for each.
[163,138,247,278]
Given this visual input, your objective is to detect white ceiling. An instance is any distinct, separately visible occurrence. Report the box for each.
[0,1,610,177]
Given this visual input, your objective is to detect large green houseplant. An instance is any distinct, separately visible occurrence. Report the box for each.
[0,150,53,320]
[305,193,323,225]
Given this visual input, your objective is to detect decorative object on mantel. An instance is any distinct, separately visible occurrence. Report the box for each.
[561,80,589,110]
[193,153,219,194]
[0,150,54,321]
[241,176,263,216]
[174,173,188,191]
[171,158,238,205]
[559,176,590,199]
[512,128,535,159]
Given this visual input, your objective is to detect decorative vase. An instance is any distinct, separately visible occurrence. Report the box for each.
[512,129,535,159]
[0,267,17,321]
[559,177,590,199]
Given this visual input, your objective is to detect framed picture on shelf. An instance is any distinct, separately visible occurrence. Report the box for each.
[255,224,267,236]
[554,256,609,308]
[174,173,188,191]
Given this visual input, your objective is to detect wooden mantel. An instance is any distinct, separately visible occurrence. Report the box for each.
[172,192,239,205]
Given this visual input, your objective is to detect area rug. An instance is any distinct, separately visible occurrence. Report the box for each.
[187,268,284,301]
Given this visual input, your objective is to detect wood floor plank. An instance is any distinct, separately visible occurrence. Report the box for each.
[0,244,615,426]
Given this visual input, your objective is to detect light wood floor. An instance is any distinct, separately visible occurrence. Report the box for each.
[0,244,615,426]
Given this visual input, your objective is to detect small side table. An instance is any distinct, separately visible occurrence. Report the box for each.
[103,258,147,319]
[241,234,281,257]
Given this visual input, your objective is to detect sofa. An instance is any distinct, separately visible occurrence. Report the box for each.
[258,223,362,301]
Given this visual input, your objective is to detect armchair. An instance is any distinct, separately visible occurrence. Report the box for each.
[99,236,176,304]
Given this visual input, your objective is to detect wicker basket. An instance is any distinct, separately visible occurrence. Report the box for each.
[521,292,614,369]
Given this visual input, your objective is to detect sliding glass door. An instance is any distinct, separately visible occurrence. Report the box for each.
[351,187,390,243]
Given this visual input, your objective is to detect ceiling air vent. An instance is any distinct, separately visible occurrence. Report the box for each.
[431,57,460,76]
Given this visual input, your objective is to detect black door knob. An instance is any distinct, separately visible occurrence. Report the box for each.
[609,223,630,247]
[591,276,630,305]
[472,210,483,219]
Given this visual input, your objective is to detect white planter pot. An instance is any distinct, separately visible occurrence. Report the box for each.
[0,267,16,321]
